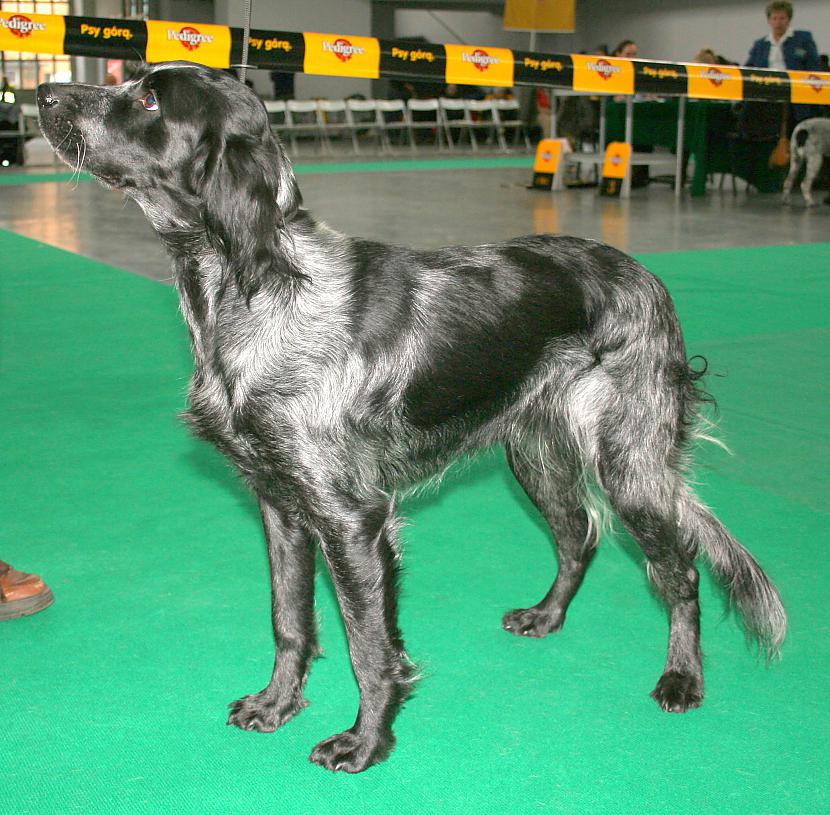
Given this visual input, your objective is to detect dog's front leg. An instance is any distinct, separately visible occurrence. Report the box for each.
[309,497,414,773]
[227,497,318,732]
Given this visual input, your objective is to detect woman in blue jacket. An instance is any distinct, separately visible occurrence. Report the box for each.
[746,0,822,124]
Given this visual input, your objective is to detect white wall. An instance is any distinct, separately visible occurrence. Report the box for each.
[396,0,829,64]
[571,0,829,64]
[395,8,528,49]
[214,0,373,100]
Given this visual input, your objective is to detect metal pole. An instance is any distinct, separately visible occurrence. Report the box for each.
[599,95,607,152]
[240,0,253,84]
[550,89,557,139]
[598,95,607,185]
[674,95,686,199]
[622,96,633,198]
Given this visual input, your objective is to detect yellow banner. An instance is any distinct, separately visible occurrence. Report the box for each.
[145,20,231,68]
[444,44,514,87]
[303,33,380,79]
[602,142,631,179]
[572,55,634,95]
[687,64,743,101]
[788,69,830,105]
[0,12,64,55]
[503,0,575,32]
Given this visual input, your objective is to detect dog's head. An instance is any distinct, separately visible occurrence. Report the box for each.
[38,62,303,294]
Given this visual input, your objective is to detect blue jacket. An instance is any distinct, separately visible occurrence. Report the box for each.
[746,30,821,121]
[746,29,820,71]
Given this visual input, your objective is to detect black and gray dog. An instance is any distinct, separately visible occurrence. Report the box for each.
[38,63,786,773]
[782,117,830,207]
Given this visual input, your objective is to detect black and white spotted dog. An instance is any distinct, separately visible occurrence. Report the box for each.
[37,63,786,773]
[783,117,830,207]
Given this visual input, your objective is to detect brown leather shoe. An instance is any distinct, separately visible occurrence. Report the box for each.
[0,561,54,620]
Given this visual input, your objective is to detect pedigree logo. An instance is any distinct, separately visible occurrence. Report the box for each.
[462,48,500,72]
[805,73,829,93]
[588,58,621,80]
[168,25,214,51]
[1,14,46,38]
[702,67,730,87]
[322,37,364,62]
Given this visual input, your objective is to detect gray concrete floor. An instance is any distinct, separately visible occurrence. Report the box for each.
[1,162,828,282]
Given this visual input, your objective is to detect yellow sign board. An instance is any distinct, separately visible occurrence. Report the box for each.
[602,142,631,179]
[686,64,743,101]
[572,55,634,95]
[788,69,830,105]
[303,33,380,79]
[0,12,65,55]
[534,138,564,174]
[145,20,231,67]
[503,0,575,32]
[444,44,514,87]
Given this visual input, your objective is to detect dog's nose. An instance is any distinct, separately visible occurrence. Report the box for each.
[37,83,58,108]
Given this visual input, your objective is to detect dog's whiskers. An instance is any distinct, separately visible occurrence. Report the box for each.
[71,136,87,188]
[54,122,74,153]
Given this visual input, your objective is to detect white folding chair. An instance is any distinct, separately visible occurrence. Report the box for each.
[465,99,500,151]
[493,98,531,151]
[316,99,352,154]
[376,99,412,152]
[345,99,385,154]
[285,99,322,155]
[263,100,288,144]
[406,98,444,151]
[438,98,476,151]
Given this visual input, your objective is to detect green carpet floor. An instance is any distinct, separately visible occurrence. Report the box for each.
[1,230,827,814]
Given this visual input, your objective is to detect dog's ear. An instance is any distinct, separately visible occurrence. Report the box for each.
[198,132,304,299]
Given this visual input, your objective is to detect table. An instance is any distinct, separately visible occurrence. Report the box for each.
[604,98,786,196]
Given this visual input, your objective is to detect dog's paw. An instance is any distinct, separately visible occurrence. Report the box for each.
[227,689,307,733]
[650,670,704,713]
[782,194,792,205]
[502,607,563,638]
[309,727,394,773]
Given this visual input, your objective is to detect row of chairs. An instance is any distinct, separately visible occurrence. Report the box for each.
[264,97,531,155]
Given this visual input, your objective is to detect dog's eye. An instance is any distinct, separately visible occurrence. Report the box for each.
[141,91,159,111]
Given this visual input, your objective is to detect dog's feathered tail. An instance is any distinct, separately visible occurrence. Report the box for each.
[673,358,786,657]
[678,357,787,657]
[679,488,787,657]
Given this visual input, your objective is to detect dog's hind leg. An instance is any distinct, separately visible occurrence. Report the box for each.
[227,497,318,732]
[308,494,414,773]
[782,150,801,204]
[801,152,823,207]
[596,402,704,713]
[502,440,598,637]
